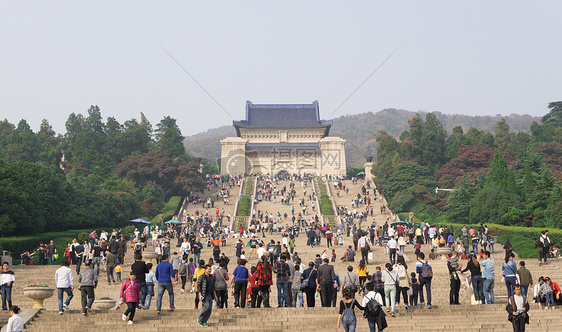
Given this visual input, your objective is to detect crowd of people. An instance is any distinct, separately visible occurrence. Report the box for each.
[3,174,560,332]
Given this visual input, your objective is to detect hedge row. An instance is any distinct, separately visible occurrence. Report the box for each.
[320,194,334,215]
[151,196,183,224]
[238,196,251,217]
[0,229,92,265]
[398,214,557,259]
[236,179,253,217]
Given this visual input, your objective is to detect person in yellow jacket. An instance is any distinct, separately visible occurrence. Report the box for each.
[356,260,369,288]
[192,260,206,309]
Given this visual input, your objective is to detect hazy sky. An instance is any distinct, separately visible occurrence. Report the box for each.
[1,1,560,136]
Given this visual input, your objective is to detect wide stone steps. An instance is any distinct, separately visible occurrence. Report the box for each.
[23,307,562,332]
[8,178,562,330]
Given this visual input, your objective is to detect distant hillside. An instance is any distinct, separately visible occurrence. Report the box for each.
[184,109,541,168]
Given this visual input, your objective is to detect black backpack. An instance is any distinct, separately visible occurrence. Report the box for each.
[363,297,381,318]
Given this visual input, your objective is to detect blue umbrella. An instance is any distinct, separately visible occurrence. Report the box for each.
[128,218,151,225]
[165,219,182,225]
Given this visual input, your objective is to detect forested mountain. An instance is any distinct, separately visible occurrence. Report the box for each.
[0,106,206,236]
[183,108,540,168]
[374,102,562,228]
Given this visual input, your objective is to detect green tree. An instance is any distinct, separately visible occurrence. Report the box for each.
[530,121,555,143]
[4,120,38,163]
[155,116,185,158]
[468,185,519,225]
[486,150,509,189]
[494,118,515,153]
[402,115,423,160]
[542,101,562,127]
[446,177,482,223]
[382,162,435,202]
[375,131,399,166]
[37,119,62,166]
[420,113,447,171]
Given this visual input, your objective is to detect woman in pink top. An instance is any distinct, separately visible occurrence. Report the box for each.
[120,271,141,325]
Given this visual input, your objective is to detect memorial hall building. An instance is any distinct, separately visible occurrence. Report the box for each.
[220,101,346,176]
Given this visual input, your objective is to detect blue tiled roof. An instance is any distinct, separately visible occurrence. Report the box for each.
[234,101,332,128]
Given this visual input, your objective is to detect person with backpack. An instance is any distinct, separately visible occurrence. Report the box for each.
[186,258,196,292]
[415,252,433,309]
[178,258,188,294]
[362,282,387,332]
[337,288,365,332]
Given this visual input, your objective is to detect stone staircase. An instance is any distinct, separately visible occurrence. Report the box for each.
[6,178,562,331]
[252,177,316,227]
[178,183,239,226]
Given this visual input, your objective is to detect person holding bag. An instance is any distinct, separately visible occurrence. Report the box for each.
[341,266,360,296]
[393,255,411,310]
[382,263,399,317]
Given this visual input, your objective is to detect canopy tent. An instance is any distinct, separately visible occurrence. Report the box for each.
[390,220,410,227]
[128,218,151,225]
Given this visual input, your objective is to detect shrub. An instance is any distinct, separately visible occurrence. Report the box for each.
[238,196,251,217]
[320,195,334,215]
[0,229,90,264]
[244,178,253,196]
[488,226,501,236]
[123,225,136,234]
[498,234,536,259]
[77,232,89,243]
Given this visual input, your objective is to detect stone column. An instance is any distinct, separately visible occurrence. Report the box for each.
[319,137,346,176]
[220,137,248,175]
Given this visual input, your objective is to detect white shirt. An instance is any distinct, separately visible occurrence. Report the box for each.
[181,242,191,253]
[358,236,371,249]
[513,294,525,311]
[6,314,24,332]
[257,247,266,259]
[0,271,15,286]
[362,291,384,307]
[55,266,74,288]
[100,232,108,241]
[387,239,398,249]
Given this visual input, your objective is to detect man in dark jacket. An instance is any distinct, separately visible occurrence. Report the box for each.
[301,262,317,307]
[131,253,149,308]
[316,258,337,307]
[506,284,529,332]
[196,265,215,327]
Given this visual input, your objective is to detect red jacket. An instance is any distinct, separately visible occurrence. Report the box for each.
[120,279,141,303]
[256,262,273,286]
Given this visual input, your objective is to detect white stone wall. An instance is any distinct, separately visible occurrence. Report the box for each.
[221,130,347,176]
[220,137,248,175]
[238,127,326,143]
[319,137,347,176]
